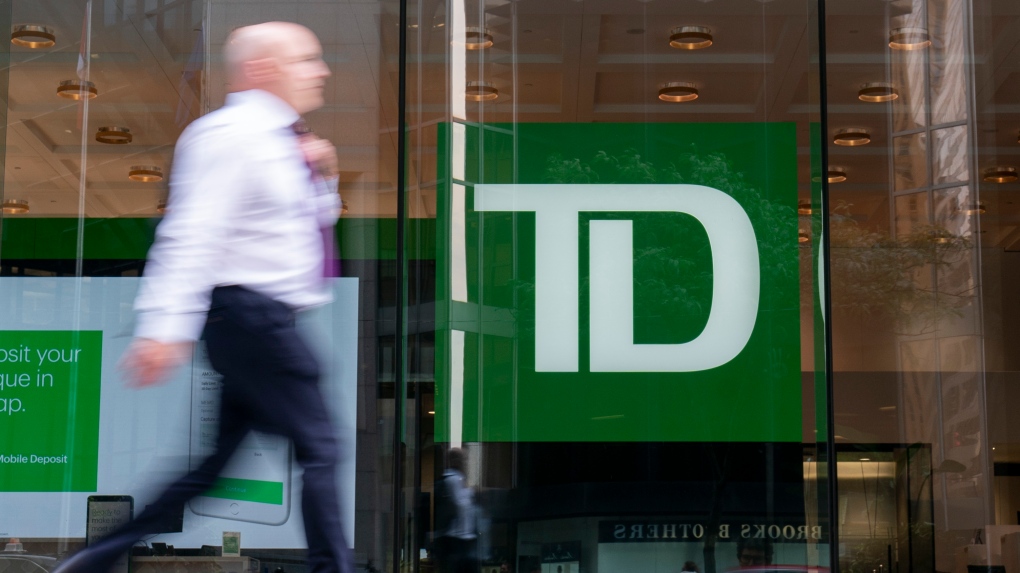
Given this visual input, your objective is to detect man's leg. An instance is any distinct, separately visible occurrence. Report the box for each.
[268,373,352,573]
[205,287,353,573]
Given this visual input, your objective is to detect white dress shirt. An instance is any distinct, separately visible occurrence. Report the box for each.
[133,89,340,343]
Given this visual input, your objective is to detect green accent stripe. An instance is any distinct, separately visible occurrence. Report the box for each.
[1,219,157,259]
[203,477,284,505]
[0,218,436,260]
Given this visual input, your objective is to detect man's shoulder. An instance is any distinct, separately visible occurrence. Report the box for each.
[178,104,264,148]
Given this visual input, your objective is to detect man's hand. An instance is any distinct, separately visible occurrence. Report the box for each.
[119,338,192,388]
[297,134,339,179]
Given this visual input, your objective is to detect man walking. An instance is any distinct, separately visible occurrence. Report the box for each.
[55,22,352,573]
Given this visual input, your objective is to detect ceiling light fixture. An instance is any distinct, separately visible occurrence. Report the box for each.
[930,228,953,244]
[961,201,986,215]
[462,27,493,50]
[128,165,163,182]
[56,79,97,100]
[798,230,810,243]
[833,127,871,146]
[983,166,1018,183]
[2,199,29,214]
[11,24,55,48]
[798,199,812,216]
[95,126,132,144]
[858,82,899,102]
[669,26,713,50]
[465,80,498,102]
[658,81,699,102]
[828,167,848,183]
[889,27,931,50]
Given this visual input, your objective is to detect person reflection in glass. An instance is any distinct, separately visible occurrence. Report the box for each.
[736,538,773,567]
[434,448,479,573]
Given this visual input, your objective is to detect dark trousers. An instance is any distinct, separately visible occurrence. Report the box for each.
[71,286,352,573]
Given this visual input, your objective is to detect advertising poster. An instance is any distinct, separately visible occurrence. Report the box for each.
[0,277,358,548]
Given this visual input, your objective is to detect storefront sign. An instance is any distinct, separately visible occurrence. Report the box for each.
[0,330,102,491]
[597,521,826,543]
[436,122,801,443]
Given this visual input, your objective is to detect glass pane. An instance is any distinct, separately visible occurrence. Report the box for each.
[0,1,399,572]
[890,0,929,133]
[895,191,930,237]
[928,0,968,126]
[932,126,969,186]
[894,132,929,192]
[828,1,1012,572]
[891,48,929,133]
[408,2,831,573]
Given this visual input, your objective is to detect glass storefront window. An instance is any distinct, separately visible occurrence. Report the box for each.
[0,1,400,572]
[5,2,1017,573]
[405,2,831,573]
[828,1,1020,573]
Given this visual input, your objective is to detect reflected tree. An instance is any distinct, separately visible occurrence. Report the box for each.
[827,203,973,335]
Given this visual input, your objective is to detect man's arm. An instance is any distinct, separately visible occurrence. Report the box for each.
[121,125,246,387]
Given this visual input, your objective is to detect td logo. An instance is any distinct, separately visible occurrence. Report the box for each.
[474,184,760,374]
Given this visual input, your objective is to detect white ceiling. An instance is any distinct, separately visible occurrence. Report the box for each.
[3,0,400,218]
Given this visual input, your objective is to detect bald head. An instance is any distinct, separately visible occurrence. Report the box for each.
[223,22,330,114]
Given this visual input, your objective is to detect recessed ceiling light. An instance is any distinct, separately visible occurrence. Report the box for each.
[56,79,97,100]
[2,199,29,214]
[128,165,163,182]
[658,81,699,102]
[95,126,132,144]
[961,201,986,215]
[889,27,931,50]
[858,82,899,102]
[798,199,812,216]
[669,26,713,50]
[465,81,498,102]
[833,128,871,146]
[11,24,55,48]
[462,26,493,50]
[828,167,848,183]
[983,166,1018,183]
[860,457,871,461]
[931,229,953,244]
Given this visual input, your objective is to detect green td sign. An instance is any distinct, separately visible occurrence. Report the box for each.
[435,122,801,443]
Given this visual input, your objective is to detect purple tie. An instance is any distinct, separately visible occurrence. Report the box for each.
[292,120,339,278]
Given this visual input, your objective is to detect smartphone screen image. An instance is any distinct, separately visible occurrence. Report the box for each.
[188,344,292,525]
[87,495,133,573]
